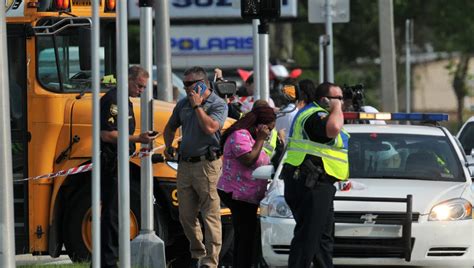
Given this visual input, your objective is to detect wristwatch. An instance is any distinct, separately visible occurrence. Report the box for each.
[193,104,203,110]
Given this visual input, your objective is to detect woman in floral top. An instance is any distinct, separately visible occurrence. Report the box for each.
[217,105,276,268]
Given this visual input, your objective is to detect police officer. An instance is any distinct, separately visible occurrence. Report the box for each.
[100,66,158,268]
[282,81,349,268]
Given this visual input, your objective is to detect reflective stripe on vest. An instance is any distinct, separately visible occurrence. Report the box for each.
[263,129,278,158]
[284,102,350,180]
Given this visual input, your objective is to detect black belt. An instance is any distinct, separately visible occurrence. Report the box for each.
[181,155,208,163]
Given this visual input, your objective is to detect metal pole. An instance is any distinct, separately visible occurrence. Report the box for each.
[140,2,153,232]
[252,19,260,99]
[325,0,334,82]
[378,0,398,112]
[91,0,101,266]
[0,5,16,268]
[117,0,131,267]
[319,35,326,84]
[155,0,173,102]
[405,19,411,113]
[258,20,269,101]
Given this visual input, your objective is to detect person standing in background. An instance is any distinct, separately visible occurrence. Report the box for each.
[163,66,228,268]
[217,105,276,268]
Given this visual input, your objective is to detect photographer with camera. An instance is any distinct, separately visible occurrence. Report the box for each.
[342,84,385,125]
[163,66,228,268]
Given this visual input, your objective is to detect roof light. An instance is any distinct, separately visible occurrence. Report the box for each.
[343,112,448,122]
[53,0,70,11]
[105,0,116,12]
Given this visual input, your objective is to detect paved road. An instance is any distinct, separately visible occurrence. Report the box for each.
[15,255,472,268]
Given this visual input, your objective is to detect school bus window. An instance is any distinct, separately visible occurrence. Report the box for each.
[36,20,116,93]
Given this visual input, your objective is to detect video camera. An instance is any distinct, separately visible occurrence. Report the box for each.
[343,84,365,112]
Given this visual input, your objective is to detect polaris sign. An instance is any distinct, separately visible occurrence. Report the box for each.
[171,25,253,69]
[128,0,297,19]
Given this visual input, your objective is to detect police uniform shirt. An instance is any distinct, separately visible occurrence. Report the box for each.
[304,110,332,144]
[100,88,136,155]
[303,110,334,170]
[167,90,228,159]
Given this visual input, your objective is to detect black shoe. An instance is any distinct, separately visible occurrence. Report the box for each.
[189,258,199,268]
[199,265,210,268]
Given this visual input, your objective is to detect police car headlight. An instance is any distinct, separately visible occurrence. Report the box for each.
[429,198,472,221]
[262,196,293,218]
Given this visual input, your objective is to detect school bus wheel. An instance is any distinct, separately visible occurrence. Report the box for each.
[63,186,141,262]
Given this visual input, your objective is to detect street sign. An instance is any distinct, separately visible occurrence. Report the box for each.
[308,0,350,23]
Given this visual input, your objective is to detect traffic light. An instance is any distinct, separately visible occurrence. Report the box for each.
[241,0,281,20]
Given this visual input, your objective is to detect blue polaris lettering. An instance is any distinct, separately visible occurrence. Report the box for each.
[223,38,239,50]
[207,38,223,50]
[243,37,253,49]
[172,37,254,52]
[179,38,195,50]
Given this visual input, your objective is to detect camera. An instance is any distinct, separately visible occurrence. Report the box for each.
[343,84,365,112]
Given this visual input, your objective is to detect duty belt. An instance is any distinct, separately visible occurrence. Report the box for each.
[181,155,208,163]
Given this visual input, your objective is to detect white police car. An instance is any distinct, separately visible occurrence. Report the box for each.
[255,112,474,267]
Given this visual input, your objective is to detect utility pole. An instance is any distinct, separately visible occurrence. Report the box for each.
[405,19,412,113]
[155,0,173,102]
[0,5,16,268]
[252,19,260,99]
[378,0,398,112]
[117,0,131,267]
[131,1,166,266]
[324,0,334,82]
[258,20,270,101]
[308,0,350,83]
[91,0,101,266]
[319,35,329,83]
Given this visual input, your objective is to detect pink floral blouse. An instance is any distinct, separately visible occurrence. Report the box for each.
[217,129,270,204]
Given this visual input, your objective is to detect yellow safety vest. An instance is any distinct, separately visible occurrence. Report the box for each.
[284,102,350,180]
[263,129,278,158]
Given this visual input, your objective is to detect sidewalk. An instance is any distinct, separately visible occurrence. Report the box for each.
[15,254,72,266]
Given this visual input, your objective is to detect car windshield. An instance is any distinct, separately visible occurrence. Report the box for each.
[458,121,474,155]
[348,133,464,182]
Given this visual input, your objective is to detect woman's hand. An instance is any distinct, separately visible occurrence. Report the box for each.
[256,124,270,141]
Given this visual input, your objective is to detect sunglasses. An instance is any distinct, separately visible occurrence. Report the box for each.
[326,96,344,101]
[183,79,203,87]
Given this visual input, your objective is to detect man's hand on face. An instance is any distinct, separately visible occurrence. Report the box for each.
[188,85,204,108]
[328,98,342,112]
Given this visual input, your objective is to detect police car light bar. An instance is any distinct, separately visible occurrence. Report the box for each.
[343,112,448,121]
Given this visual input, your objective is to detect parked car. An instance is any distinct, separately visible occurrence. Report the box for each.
[457,115,474,162]
[255,113,474,267]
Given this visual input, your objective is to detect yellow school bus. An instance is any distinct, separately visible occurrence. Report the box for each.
[6,0,233,265]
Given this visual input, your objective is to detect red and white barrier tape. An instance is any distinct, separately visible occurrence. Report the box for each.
[16,144,165,182]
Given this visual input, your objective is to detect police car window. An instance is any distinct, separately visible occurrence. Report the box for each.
[458,122,474,155]
[348,133,463,182]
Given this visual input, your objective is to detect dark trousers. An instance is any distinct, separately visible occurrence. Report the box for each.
[218,190,259,268]
[283,168,337,268]
[100,155,119,268]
